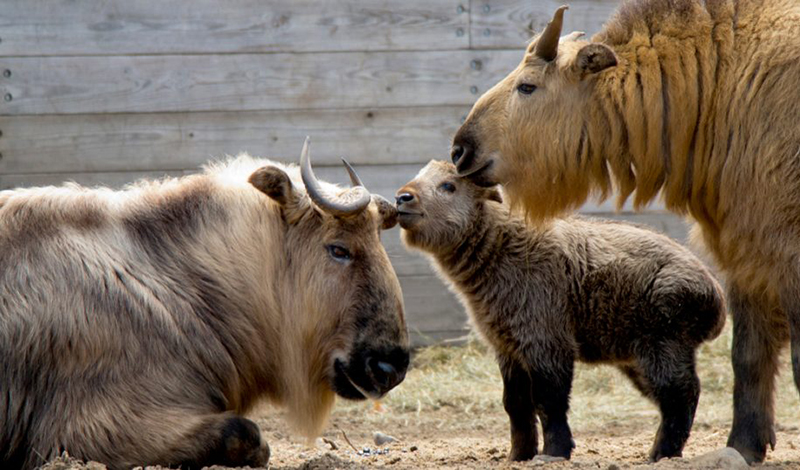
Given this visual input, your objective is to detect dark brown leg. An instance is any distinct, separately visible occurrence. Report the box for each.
[172,415,270,469]
[499,356,538,461]
[636,347,699,461]
[727,284,784,464]
[532,363,574,459]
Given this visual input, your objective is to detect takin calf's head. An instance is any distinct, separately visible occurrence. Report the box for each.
[395,160,502,254]
[451,5,617,221]
[248,138,409,409]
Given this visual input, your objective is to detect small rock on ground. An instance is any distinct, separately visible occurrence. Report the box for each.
[373,431,397,446]
[689,447,749,470]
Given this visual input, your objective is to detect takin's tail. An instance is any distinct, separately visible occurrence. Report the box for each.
[696,275,727,343]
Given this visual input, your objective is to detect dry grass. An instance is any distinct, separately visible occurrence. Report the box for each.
[335,322,800,435]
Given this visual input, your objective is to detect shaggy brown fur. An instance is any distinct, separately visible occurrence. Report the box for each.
[397,161,725,462]
[451,0,800,462]
[0,149,409,469]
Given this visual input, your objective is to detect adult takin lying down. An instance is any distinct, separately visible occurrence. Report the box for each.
[396,160,725,462]
[0,138,409,470]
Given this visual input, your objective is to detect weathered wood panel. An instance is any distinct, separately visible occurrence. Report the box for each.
[470,0,619,49]
[0,1,468,56]
[0,107,468,173]
[0,51,517,115]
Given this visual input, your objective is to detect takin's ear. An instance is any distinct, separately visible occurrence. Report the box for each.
[574,43,617,76]
[483,187,503,204]
[248,165,299,206]
[372,195,398,230]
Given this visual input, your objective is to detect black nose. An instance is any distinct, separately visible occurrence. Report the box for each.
[451,143,474,170]
[451,145,465,165]
[395,193,414,205]
[365,350,409,394]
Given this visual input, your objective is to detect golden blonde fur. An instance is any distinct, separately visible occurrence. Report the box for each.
[0,154,408,469]
[452,0,800,462]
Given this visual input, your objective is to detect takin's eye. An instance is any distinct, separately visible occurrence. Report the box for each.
[516,83,537,95]
[439,182,456,193]
[327,244,352,263]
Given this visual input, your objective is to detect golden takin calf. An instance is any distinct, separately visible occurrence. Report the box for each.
[0,138,409,470]
[396,160,725,462]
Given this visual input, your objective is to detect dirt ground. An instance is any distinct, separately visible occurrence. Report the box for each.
[42,324,800,469]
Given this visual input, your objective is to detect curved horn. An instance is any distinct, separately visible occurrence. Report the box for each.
[300,137,371,217]
[341,157,365,188]
[535,5,568,62]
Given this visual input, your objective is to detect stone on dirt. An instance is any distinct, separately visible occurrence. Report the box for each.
[373,431,397,445]
[689,447,749,469]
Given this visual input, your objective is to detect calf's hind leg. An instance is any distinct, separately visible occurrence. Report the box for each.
[635,345,699,461]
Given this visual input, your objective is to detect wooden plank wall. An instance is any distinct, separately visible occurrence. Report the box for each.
[0,0,691,346]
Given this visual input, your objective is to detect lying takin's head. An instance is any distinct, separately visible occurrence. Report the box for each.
[395,160,502,253]
[248,139,409,419]
[451,6,617,221]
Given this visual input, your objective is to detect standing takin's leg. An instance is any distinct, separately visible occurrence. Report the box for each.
[779,263,800,456]
[530,361,575,459]
[633,344,700,461]
[499,356,538,461]
[726,283,785,464]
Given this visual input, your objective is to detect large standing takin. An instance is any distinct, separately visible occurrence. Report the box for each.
[0,138,409,469]
[451,0,800,462]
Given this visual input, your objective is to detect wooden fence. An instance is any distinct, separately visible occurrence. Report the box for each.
[0,0,690,345]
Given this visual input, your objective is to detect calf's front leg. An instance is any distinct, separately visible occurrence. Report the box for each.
[499,356,538,461]
[530,361,574,458]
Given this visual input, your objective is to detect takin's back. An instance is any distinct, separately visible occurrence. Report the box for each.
[555,216,726,348]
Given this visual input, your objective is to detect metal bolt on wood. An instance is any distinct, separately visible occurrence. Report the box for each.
[456,28,464,37]
[470,60,482,70]
[457,5,465,13]
[4,93,11,102]
[483,28,491,36]
[2,70,10,78]
[483,4,491,13]
[470,86,478,94]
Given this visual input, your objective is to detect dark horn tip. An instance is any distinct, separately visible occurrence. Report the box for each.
[341,157,366,188]
[552,6,569,25]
